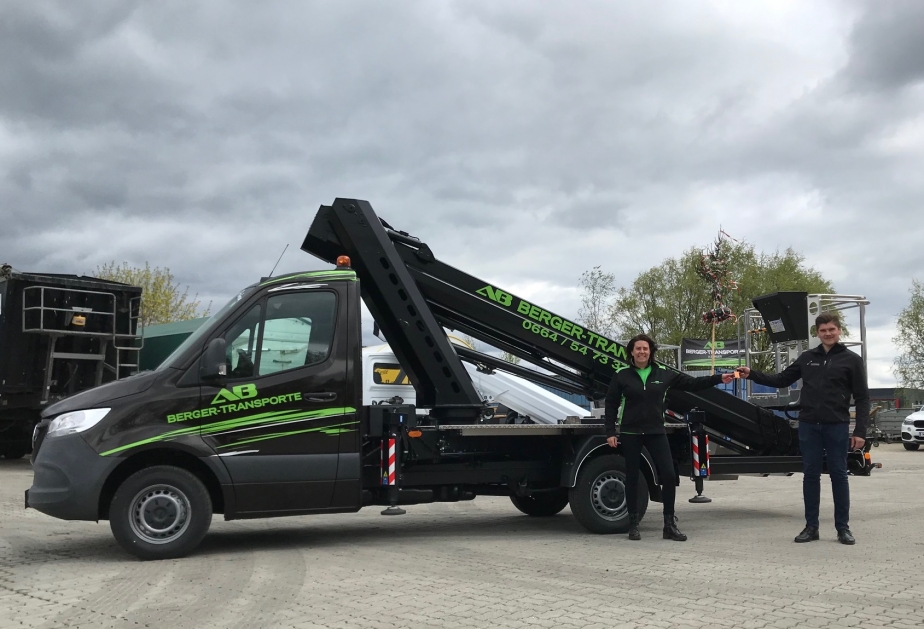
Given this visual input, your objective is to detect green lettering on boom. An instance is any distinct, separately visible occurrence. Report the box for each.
[476,285,630,367]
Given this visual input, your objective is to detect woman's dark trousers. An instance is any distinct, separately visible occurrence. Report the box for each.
[620,433,677,516]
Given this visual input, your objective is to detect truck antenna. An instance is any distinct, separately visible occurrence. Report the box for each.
[268,244,289,278]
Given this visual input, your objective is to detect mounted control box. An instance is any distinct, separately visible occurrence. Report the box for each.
[367,404,417,437]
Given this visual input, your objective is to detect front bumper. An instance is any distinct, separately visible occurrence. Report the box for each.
[26,433,120,521]
[901,425,924,443]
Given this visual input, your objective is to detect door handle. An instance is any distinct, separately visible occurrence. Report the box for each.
[306,392,337,402]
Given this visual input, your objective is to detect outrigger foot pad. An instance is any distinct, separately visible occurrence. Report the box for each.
[381,506,407,515]
[689,495,712,503]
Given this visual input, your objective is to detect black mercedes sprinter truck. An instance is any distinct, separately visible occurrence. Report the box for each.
[26,198,874,560]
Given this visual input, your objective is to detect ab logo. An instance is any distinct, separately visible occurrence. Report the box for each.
[476,285,513,307]
[211,383,258,405]
[704,341,725,350]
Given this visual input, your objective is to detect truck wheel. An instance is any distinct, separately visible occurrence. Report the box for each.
[903,443,920,451]
[510,489,570,517]
[109,466,212,560]
[569,454,648,534]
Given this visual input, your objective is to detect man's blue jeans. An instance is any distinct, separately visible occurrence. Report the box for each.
[799,421,850,531]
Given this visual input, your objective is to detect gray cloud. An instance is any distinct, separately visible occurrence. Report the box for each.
[1,0,922,386]
[841,1,924,91]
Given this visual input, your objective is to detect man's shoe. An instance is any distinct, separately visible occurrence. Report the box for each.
[837,529,856,545]
[794,526,819,543]
[627,513,640,541]
[663,515,687,542]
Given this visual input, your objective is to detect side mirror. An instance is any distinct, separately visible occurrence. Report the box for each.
[200,337,228,381]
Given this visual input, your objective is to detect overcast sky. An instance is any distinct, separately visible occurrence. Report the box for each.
[2,1,922,387]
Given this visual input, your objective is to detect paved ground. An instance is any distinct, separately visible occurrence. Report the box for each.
[1,443,921,629]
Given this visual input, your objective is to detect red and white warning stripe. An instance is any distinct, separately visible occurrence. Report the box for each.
[692,435,701,476]
[382,438,397,486]
[692,435,711,477]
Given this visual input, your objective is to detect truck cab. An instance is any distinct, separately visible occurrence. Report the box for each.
[28,268,365,558]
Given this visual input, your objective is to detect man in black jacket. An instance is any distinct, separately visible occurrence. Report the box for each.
[737,312,869,545]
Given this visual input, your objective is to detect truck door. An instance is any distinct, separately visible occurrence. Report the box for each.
[201,284,352,516]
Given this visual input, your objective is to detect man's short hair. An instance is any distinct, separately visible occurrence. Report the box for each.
[815,312,841,329]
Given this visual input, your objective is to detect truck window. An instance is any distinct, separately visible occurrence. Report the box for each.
[372,363,412,385]
[257,291,336,376]
[225,304,262,378]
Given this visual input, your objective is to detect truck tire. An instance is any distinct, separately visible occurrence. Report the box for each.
[509,489,570,517]
[569,454,648,534]
[109,466,212,560]
[903,443,920,451]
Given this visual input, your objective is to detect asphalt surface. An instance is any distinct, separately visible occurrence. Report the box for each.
[1,443,921,629]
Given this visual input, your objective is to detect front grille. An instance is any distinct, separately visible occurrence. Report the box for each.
[30,420,50,464]
[913,420,924,429]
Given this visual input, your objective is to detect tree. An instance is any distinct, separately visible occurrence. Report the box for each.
[501,351,522,365]
[599,241,836,368]
[96,262,210,328]
[459,334,481,352]
[893,279,924,389]
[577,266,617,337]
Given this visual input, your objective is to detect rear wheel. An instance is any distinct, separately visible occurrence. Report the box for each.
[903,443,920,451]
[109,465,212,560]
[509,489,569,517]
[569,454,649,534]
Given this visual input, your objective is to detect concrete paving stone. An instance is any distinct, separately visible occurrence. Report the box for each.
[1,445,923,629]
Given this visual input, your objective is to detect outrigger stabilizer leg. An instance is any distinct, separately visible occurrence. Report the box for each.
[688,409,712,504]
[381,430,406,515]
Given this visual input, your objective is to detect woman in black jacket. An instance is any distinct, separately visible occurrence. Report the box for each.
[604,334,734,541]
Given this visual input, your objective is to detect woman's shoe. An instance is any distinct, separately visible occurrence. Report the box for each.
[628,513,640,540]
[663,515,687,541]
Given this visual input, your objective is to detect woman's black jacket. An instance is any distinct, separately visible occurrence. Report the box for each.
[604,364,722,436]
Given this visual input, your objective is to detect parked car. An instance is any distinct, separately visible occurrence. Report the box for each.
[901,408,924,450]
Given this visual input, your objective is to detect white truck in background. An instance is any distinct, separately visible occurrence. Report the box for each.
[363,343,591,424]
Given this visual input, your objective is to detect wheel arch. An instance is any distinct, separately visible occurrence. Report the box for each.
[98,447,230,520]
[566,436,660,500]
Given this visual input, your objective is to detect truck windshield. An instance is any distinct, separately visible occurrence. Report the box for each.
[154,286,258,371]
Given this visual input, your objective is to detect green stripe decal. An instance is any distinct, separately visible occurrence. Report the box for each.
[260,270,357,286]
[99,407,356,456]
[216,420,359,448]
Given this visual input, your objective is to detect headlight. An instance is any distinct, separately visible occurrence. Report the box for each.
[903,419,913,425]
[46,408,110,438]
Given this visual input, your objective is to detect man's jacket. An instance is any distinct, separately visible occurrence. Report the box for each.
[604,364,722,436]
[747,343,870,438]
